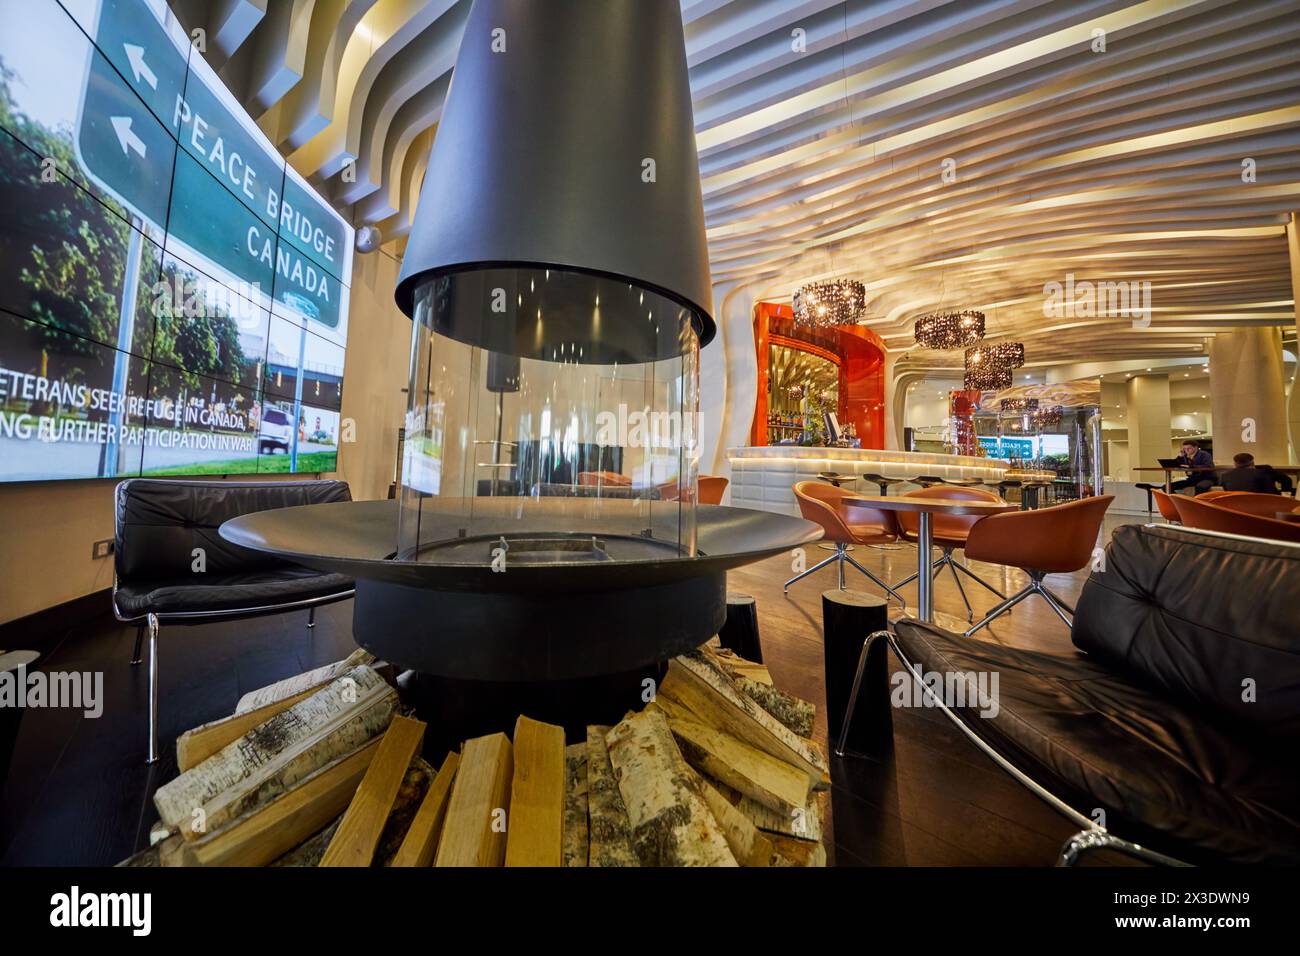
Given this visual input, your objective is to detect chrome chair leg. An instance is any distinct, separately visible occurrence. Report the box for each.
[945,558,974,622]
[951,558,1007,599]
[836,629,892,758]
[784,551,839,592]
[130,622,145,665]
[1057,828,1189,867]
[307,606,316,629]
[146,613,160,765]
[964,585,1034,637]
[1041,585,1076,615]
[844,553,907,608]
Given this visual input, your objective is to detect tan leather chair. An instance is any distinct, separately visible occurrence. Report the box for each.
[1171,495,1300,544]
[1152,488,1180,523]
[785,481,905,605]
[699,475,728,504]
[656,475,728,504]
[1199,491,1297,519]
[892,486,1007,622]
[961,495,1114,635]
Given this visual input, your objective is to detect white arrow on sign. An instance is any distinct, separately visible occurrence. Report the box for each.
[123,43,157,90]
[110,116,147,159]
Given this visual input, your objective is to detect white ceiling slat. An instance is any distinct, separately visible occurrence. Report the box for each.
[194,0,1300,373]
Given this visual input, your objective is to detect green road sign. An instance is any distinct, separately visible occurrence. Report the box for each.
[76,0,351,331]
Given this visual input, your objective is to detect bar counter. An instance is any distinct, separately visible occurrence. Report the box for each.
[727,447,1009,516]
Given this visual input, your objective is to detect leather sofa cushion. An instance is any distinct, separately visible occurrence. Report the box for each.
[115,479,352,582]
[893,620,1300,864]
[115,569,354,617]
[1072,524,1300,738]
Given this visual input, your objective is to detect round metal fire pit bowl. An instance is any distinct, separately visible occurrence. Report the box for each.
[221,500,821,681]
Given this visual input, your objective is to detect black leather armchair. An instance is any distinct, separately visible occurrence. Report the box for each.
[113,479,355,763]
[838,523,1300,865]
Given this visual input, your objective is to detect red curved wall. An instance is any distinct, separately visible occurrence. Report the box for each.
[751,302,887,449]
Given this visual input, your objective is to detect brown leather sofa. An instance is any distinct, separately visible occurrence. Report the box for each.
[840,522,1300,864]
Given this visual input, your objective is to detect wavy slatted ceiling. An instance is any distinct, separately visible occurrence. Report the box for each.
[173,0,1300,374]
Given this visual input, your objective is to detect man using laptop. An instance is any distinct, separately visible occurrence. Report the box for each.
[1169,440,1216,495]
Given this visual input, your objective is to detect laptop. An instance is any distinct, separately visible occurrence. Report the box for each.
[1157,457,1182,468]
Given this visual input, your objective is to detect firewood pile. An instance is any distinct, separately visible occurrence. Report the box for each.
[121,642,828,868]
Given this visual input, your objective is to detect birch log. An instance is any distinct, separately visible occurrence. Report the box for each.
[694,773,775,867]
[235,649,375,714]
[605,709,737,867]
[731,674,815,738]
[664,654,827,785]
[562,743,588,867]
[585,726,638,867]
[153,666,397,837]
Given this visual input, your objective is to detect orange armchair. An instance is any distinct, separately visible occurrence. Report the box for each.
[1171,495,1300,544]
[1198,491,1298,519]
[785,481,906,604]
[892,486,1007,621]
[962,495,1114,635]
[656,475,729,504]
[1152,488,1180,523]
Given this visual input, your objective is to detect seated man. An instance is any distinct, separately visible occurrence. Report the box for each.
[1220,453,1280,493]
[1169,439,1216,495]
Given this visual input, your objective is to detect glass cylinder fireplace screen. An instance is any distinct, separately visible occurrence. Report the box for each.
[398,267,701,565]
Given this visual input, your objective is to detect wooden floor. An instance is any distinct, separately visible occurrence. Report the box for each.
[0,514,1150,866]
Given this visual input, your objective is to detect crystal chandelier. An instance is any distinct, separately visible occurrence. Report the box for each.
[793,279,866,328]
[1031,405,1064,427]
[913,310,985,349]
[1000,398,1039,413]
[964,341,1024,391]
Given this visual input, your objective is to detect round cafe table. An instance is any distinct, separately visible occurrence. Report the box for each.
[843,494,1018,624]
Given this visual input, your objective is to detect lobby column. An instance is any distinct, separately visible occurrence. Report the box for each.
[1287,212,1300,462]
[1126,374,1172,476]
[1209,328,1289,465]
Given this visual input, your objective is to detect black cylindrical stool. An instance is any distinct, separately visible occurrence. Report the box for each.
[821,590,889,757]
[0,650,39,787]
[717,592,763,663]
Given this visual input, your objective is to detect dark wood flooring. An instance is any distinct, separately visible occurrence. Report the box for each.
[0,515,1149,866]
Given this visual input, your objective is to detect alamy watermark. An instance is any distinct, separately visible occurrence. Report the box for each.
[891,668,999,718]
[1043,273,1151,328]
[1,666,102,718]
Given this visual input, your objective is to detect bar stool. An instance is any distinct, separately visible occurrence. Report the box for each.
[785,481,906,605]
[862,473,908,496]
[913,475,946,489]
[944,477,981,487]
[1021,480,1051,510]
[816,472,853,488]
[1134,482,1161,520]
[962,495,1114,635]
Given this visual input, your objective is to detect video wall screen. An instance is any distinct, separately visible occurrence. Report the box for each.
[0,0,352,482]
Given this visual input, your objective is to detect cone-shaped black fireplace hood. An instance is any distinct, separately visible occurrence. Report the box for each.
[394,0,714,358]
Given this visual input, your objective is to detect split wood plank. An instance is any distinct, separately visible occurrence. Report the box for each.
[177,686,318,772]
[235,648,374,714]
[770,832,828,867]
[390,751,460,867]
[182,738,380,867]
[605,709,737,867]
[662,654,827,786]
[695,773,775,867]
[435,733,513,867]
[651,702,811,816]
[585,725,638,867]
[154,666,397,837]
[319,715,427,867]
[504,716,566,867]
[562,743,588,867]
